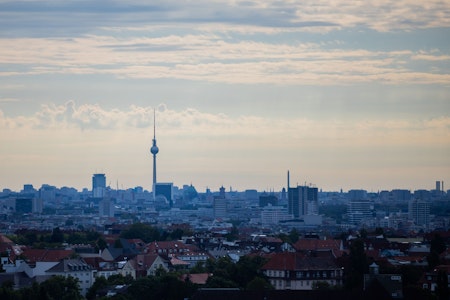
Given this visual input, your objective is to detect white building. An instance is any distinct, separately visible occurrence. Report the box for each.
[46,258,95,296]
[261,206,292,226]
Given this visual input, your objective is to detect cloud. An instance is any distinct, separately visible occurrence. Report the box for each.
[0,35,448,85]
[1,102,449,144]
[1,103,449,191]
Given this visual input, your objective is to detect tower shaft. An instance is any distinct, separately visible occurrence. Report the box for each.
[150,109,159,188]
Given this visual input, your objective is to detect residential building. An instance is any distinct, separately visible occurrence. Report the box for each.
[45,258,95,296]
[409,199,430,228]
[261,251,343,290]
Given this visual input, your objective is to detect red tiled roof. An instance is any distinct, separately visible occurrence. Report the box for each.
[180,273,211,285]
[293,239,341,252]
[146,241,200,253]
[21,248,73,263]
[262,251,338,271]
[261,252,302,271]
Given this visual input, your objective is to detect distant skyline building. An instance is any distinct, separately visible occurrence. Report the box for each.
[154,182,173,208]
[92,173,106,198]
[213,186,227,219]
[99,198,114,218]
[288,185,318,218]
[347,200,372,225]
[150,109,159,191]
[287,171,319,218]
[409,199,430,228]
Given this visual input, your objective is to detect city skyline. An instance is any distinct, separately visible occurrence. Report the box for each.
[0,1,449,192]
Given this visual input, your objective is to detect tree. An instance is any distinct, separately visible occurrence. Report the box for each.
[86,276,108,300]
[436,270,449,300]
[39,276,82,300]
[428,233,446,270]
[288,228,300,244]
[246,277,273,290]
[430,234,447,255]
[50,227,64,243]
[97,237,108,250]
[344,239,368,291]
[120,223,160,243]
[312,281,332,290]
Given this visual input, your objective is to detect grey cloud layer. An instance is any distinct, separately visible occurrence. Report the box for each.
[0,0,449,37]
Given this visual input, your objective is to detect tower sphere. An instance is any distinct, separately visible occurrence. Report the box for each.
[151,145,159,155]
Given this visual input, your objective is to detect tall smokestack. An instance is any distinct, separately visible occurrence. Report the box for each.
[287,170,290,190]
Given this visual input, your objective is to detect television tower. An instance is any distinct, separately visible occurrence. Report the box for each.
[150,109,159,186]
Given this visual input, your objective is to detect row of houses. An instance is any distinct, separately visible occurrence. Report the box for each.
[1,231,450,298]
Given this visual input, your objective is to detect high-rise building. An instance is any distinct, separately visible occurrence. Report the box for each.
[154,182,173,208]
[409,199,430,228]
[92,173,106,198]
[99,198,114,218]
[213,197,227,219]
[288,186,318,218]
[347,200,372,225]
[213,186,227,219]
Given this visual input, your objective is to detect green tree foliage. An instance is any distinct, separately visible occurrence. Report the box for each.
[436,270,449,300]
[225,226,239,241]
[50,227,64,243]
[344,239,368,291]
[430,234,447,255]
[203,255,270,290]
[126,273,196,300]
[312,281,332,290]
[39,275,82,300]
[288,228,300,244]
[3,276,83,300]
[189,261,206,274]
[119,223,160,243]
[246,277,273,291]
[428,233,447,270]
[86,276,108,300]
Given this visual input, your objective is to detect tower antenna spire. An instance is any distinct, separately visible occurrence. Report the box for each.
[150,108,159,187]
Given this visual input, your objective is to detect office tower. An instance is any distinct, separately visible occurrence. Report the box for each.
[436,181,441,192]
[213,186,227,219]
[99,198,114,217]
[261,206,291,226]
[288,185,318,218]
[154,182,173,208]
[347,200,372,225]
[150,109,159,189]
[15,198,32,214]
[409,199,430,228]
[92,173,106,198]
[213,197,227,219]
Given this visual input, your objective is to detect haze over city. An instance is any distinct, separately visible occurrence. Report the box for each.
[0,1,449,192]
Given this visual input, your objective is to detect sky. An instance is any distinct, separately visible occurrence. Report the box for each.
[0,0,449,193]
